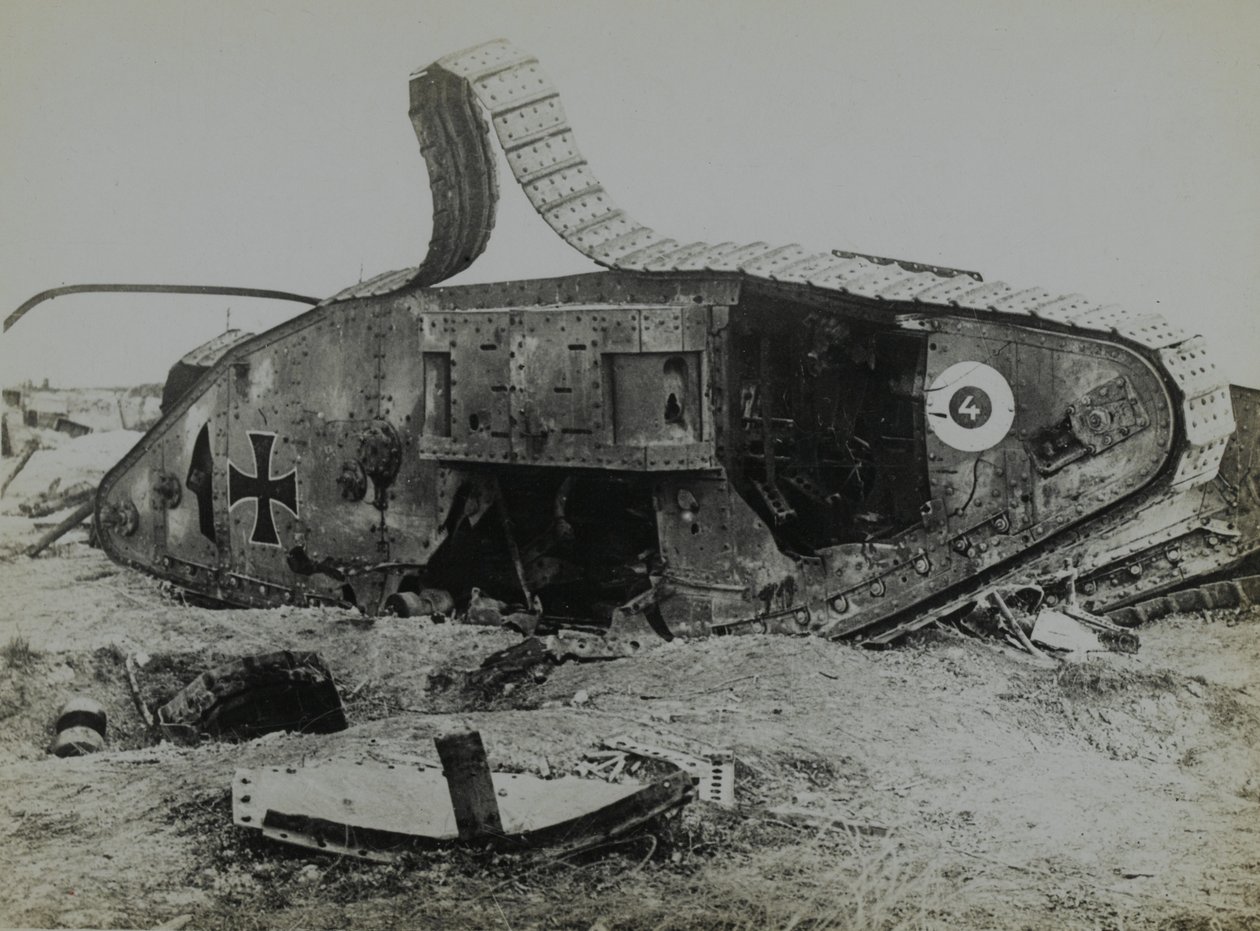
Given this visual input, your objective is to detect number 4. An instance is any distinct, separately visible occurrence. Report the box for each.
[957,394,981,422]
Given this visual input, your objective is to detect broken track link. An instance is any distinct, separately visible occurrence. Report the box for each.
[1107,574,1260,627]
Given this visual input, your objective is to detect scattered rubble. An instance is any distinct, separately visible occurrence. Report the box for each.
[0,428,139,521]
[0,382,161,436]
[950,585,1141,665]
[0,380,1256,928]
[155,651,348,744]
[19,480,94,519]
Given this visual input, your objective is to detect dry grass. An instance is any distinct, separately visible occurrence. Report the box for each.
[412,831,951,931]
[167,798,952,931]
[1,634,37,670]
[1048,659,1180,699]
[636,834,950,931]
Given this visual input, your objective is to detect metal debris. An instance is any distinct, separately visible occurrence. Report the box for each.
[951,584,1140,661]
[50,696,107,757]
[156,650,347,744]
[384,588,455,618]
[20,480,95,518]
[604,736,736,808]
[1029,610,1107,654]
[1108,574,1260,626]
[231,733,693,862]
[25,499,95,558]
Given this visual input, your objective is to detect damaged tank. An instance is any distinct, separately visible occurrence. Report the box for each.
[13,40,1259,651]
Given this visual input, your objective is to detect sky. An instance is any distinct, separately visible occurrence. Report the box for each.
[1,0,1257,388]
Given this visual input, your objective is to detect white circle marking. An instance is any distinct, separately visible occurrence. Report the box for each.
[926,361,1015,452]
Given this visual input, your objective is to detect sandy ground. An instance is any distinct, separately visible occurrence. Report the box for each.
[0,440,1257,930]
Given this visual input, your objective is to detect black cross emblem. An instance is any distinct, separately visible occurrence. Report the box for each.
[228,432,298,546]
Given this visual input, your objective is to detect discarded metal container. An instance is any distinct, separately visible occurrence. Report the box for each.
[50,696,107,757]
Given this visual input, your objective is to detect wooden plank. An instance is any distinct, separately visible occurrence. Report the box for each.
[435,730,504,841]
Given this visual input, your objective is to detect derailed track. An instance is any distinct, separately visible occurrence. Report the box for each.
[385,39,1233,491]
[361,40,1253,639]
[82,39,1258,644]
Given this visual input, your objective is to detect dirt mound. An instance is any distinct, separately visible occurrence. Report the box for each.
[0,528,1257,929]
[0,419,1257,930]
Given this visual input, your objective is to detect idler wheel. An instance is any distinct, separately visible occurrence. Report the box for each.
[100,500,139,537]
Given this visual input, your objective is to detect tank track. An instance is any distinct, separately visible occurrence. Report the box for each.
[317,38,1253,643]
[1107,575,1260,627]
[334,38,1233,498]
[134,39,1242,647]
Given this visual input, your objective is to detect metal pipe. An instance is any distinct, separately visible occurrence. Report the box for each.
[25,499,95,558]
[5,284,320,333]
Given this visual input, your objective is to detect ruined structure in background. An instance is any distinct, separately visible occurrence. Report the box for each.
[10,40,1258,651]
[0,382,165,435]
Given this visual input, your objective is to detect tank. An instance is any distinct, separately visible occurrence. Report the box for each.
[23,40,1260,649]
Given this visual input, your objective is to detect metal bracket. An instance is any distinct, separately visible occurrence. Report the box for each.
[604,736,735,807]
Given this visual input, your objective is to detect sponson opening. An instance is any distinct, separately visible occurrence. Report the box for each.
[729,294,930,554]
[422,469,659,623]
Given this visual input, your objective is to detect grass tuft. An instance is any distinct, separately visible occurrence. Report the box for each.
[2,634,38,670]
[1050,660,1179,699]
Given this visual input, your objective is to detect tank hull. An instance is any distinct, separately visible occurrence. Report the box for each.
[86,39,1258,643]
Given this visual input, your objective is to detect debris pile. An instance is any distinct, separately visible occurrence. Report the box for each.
[952,585,1140,663]
[19,480,95,519]
[0,429,139,509]
[155,651,348,744]
[231,729,694,863]
[0,424,144,558]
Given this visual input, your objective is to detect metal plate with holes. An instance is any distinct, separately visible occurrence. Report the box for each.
[233,761,688,862]
[604,736,736,808]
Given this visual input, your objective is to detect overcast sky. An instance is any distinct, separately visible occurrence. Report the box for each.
[2,0,1257,388]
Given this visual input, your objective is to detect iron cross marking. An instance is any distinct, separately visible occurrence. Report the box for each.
[228,431,298,546]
